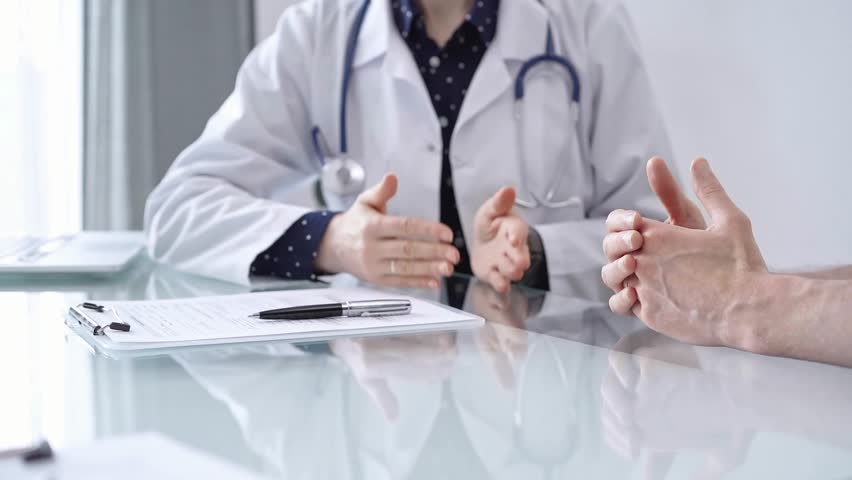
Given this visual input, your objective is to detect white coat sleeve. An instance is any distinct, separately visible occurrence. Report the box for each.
[535,2,672,293]
[144,6,320,285]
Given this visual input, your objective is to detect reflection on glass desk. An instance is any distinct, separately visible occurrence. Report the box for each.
[2,255,851,478]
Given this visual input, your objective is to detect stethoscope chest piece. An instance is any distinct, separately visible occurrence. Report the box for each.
[320,157,366,210]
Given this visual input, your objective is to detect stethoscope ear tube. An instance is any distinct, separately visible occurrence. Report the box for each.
[338,0,372,155]
[514,55,580,103]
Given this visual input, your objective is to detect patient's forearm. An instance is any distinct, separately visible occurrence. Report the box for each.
[737,275,852,366]
[792,265,852,280]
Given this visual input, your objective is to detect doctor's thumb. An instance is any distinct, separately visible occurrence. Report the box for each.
[647,157,689,224]
[690,158,738,222]
[359,173,399,212]
[483,187,517,220]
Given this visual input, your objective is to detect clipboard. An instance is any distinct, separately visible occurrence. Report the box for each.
[65,291,484,360]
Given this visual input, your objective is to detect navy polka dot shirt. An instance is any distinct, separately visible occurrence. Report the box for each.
[393,0,499,277]
[251,0,501,281]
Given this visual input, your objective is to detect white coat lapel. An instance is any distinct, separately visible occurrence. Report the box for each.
[455,0,549,133]
[352,0,390,68]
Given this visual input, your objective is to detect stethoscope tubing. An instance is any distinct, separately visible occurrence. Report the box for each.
[317,0,583,209]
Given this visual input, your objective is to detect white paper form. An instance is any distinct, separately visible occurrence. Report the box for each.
[77,287,481,344]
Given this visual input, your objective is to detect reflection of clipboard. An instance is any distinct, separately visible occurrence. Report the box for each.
[66,289,483,360]
[0,432,266,479]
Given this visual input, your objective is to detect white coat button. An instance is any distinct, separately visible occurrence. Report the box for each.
[429,56,440,68]
[426,143,437,153]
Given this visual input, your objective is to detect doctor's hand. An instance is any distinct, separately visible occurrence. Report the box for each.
[471,187,531,293]
[603,157,707,314]
[316,174,460,289]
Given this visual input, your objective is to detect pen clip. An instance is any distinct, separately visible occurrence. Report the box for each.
[346,299,412,317]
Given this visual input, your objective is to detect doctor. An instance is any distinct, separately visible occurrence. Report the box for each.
[144,0,670,292]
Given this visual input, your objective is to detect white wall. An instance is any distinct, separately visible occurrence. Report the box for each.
[624,0,852,269]
[254,0,852,269]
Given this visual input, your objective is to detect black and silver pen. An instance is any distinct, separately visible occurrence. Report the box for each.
[248,299,412,320]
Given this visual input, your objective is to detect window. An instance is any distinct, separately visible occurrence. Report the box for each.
[0,0,82,236]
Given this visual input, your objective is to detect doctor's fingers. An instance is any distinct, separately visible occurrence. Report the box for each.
[378,259,454,278]
[603,230,644,261]
[486,268,511,294]
[379,240,460,264]
[503,242,531,269]
[496,253,526,282]
[607,210,644,233]
[602,255,637,292]
[379,275,441,290]
[497,216,529,247]
[370,216,454,243]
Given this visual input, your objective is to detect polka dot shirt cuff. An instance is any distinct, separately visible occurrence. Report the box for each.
[250,210,338,281]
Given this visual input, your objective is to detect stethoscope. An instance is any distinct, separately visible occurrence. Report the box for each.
[312,0,581,210]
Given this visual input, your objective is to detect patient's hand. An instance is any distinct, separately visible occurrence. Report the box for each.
[602,157,706,315]
[623,159,767,347]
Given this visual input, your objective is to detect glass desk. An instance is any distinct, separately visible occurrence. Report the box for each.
[1,255,851,478]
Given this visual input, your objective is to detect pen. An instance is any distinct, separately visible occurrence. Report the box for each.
[249,299,412,320]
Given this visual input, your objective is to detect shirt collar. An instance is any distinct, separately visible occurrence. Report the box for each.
[391,0,500,45]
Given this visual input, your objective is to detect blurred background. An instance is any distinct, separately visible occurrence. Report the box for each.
[2,0,851,270]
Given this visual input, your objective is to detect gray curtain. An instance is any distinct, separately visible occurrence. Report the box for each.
[83,0,254,230]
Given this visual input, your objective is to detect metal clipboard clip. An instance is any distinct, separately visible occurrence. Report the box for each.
[73,302,131,336]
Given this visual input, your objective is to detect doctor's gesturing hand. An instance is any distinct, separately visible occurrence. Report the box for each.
[315,174,460,289]
[471,187,532,293]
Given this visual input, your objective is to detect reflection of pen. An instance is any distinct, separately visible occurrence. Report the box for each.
[0,440,53,463]
[249,299,412,320]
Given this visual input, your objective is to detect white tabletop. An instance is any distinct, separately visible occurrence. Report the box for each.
[1,255,850,479]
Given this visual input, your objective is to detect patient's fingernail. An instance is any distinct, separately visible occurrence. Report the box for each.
[623,233,634,248]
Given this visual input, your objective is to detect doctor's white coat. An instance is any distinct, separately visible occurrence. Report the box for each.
[144,0,671,291]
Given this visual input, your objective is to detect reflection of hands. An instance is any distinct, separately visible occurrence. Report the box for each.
[330,333,458,421]
[471,187,532,293]
[469,280,530,390]
[316,174,460,289]
[601,331,753,479]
